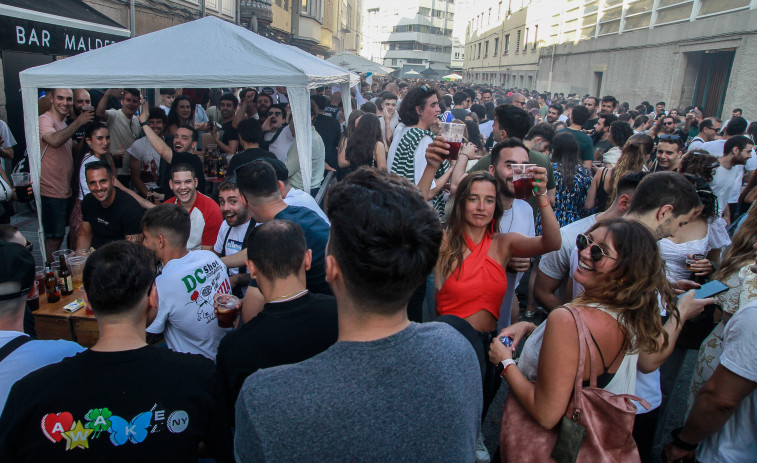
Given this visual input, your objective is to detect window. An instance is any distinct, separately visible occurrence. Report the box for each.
[494,37,499,55]
[392,58,397,65]
[533,25,538,49]
[302,0,324,22]
[504,34,510,55]
[484,40,489,58]
[284,0,289,9]
[407,58,424,64]
[516,30,521,53]
[524,27,529,51]
[477,42,481,58]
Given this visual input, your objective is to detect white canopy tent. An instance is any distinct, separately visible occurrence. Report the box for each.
[326,52,394,76]
[19,16,358,256]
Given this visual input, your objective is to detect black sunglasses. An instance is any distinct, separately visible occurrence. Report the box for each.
[659,134,680,141]
[576,233,616,262]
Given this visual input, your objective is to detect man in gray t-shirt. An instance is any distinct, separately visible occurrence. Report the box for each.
[234,169,481,462]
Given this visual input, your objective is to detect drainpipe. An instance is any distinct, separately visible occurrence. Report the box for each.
[129,0,135,37]
[547,44,555,92]
[201,0,206,17]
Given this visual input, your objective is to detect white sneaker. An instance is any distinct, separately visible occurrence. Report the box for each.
[476,432,491,463]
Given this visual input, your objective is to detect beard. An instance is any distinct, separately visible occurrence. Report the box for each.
[496,175,515,198]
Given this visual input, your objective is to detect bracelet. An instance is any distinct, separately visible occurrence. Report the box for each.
[671,427,698,451]
[538,200,550,208]
[140,121,149,127]
[500,359,517,378]
[533,188,547,197]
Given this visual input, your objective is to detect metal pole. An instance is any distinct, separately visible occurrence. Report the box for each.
[129,0,136,37]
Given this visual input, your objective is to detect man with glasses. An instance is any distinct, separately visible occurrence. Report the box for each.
[0,241,235,461]
[687,118,722,152]
[261,104,294,162]
[509,92,526,108]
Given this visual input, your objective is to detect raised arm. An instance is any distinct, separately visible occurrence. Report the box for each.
[41,110,94,148]
[503,167,561,257]
[139,105,173,163]
[96,88,120,119]
[584,167,604,210]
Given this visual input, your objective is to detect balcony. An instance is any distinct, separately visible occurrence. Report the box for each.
[240,0,273,24]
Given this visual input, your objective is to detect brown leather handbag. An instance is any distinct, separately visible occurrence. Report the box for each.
[500,305,649,462]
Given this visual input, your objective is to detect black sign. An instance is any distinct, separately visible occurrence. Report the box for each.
[0,15,126,56]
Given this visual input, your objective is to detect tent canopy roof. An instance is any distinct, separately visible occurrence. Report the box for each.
[326,51,394,76]
[20,16,359,89]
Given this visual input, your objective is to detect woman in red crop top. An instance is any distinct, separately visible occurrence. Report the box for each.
[432,169,561,333]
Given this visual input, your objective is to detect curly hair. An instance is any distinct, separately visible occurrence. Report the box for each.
[609,133,653,204]
[574,219,676,353]
[398,85,439,126]
[439,172,503,280]
[679,150,719,183]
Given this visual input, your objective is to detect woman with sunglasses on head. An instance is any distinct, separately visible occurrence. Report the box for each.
[489,218,709,460]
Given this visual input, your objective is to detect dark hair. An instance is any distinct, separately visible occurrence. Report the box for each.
[123,88,141,100]
[256,93,273,106]
[524,123,556,143]
[683,174,718,219]
[167,95,194,127]
[176,124,198,142]
[379,91,398,102]
[310,94,328,111]
[237,118,263,144]
[141,203,191,247]
[236,160,280,202]
[219,93,239,108]
[218,179,239,193]
[83,241,157,316]
[601,95,618,108]
[85,160,112,176]
[325,168,441,312]
[247,220,307,280]
[485,101,495,121]
[733,108,743,113]
[261,158,289,182]
[453,91,468,106]
[724,135,752,155]
[570,105,591,126]
[398,86,438,126]
[584,96,599,106]
[655,101,665,107]
[360,101,377,114]
[83,121,108,141]
[470,103,486,120]
[628,171,702,218]
[345,113,382,169]
[494,104,531,139]
[598,113,618,129]
[698,118,717,132]
[491,138,528,167]
[551,132,581,189]
[679,150,718,183]
[463,120,483,148]
[169,162,196,180]
[633,115,649,130]
[615,171,647,196]
[159,88,176,96]
[547,103,563,115]
[725,117,748,136]
[147,107,168,124]
[609,121,633,148]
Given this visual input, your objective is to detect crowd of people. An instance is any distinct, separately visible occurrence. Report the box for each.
[0,79,755,463]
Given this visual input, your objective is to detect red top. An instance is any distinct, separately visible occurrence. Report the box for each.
[436,232,508,321]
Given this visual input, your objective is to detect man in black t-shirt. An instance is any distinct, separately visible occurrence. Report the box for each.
[216,220,337,420]
[66,89,92,145]
[77,162,144,250]
[139,104,206,198]
[581,96,600,131]
[311,95,341,171]
[225,118,275,178]
[0,241,234,462]
[209,93,239,155]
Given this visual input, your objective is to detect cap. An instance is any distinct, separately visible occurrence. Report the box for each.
[0,241,35,301]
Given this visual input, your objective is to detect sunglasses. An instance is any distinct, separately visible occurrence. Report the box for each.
[659,134,680,140]
[269,111,283,117]
[576,233,616,262]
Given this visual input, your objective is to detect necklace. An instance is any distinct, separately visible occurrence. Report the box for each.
[268,289,308,304]
[501,204,515,234]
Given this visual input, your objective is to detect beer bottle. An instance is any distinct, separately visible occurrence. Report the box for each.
[59,255,74,296]
[45,263,60,303]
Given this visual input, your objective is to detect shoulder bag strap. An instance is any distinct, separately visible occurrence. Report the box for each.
[564,305,603,418]
[220,226,233,258]
[0,336,31,363]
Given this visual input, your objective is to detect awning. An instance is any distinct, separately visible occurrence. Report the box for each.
[0,0,130,56]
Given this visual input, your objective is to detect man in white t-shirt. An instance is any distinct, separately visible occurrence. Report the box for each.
[159,88,175,116]
[96,88,142,186]
[0,119,16,171]
[261,104,294,162]
[664,297,757,462]
[143,204,232,360]
[128,107,167,201]
[709,135,752,219]
[214,181,252,296]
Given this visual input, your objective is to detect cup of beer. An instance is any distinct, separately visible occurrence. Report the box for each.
[439,122,465,161]
[11,173,33,203]
[214,293,239,328]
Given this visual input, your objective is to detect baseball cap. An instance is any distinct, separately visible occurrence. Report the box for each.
[0,241,35,301]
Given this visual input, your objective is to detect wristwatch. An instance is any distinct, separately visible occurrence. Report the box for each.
[140,121,150,127]
[495,359,516,377]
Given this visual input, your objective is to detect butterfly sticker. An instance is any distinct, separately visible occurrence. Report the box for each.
[107,412,151,446]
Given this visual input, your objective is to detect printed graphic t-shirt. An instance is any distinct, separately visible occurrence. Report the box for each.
[146,251,232,360]
[0,346,233,463]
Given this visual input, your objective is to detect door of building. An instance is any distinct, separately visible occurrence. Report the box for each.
[2,50,55,166]
[692,49,735,118]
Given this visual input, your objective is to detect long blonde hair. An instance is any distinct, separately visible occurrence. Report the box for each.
[573,219,675,353]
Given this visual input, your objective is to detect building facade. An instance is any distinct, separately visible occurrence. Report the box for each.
[464,0,757,120]
[361,0,455,73]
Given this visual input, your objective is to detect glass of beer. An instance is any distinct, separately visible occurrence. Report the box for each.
[511,164,537,199]
[11,173,33,203]
[214,293,239,328]
[68,256,87,289]
[439,122,465,161]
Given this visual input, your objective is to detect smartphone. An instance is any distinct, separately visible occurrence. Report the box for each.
[677,280,729,300]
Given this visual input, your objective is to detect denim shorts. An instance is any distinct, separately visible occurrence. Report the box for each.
[41,195,73,239]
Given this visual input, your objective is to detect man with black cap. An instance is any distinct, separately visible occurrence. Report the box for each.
[0,241,83,413]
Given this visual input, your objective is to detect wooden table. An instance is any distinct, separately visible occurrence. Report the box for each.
[32,292,99,347]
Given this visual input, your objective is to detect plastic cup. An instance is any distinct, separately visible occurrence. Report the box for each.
[68,256,87,289]
[511,164,536,199]
[52,249,74,263]
[214,293,239,328]
[11,173,33,203]
[439,122,465,160]
[35,266,46,296]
